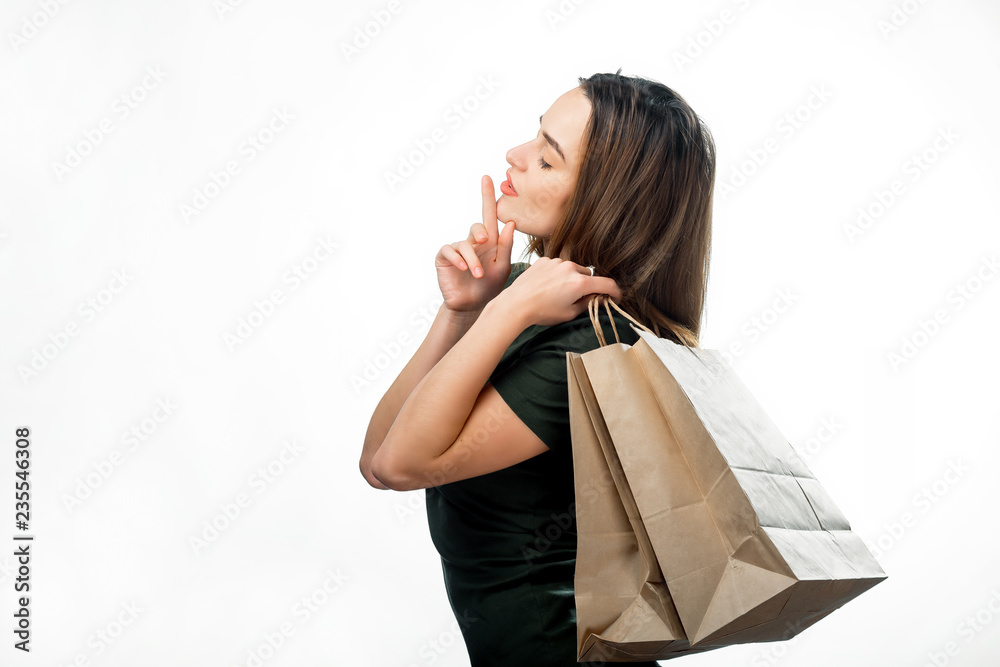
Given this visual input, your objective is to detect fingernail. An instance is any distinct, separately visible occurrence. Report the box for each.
[474,267,483,277]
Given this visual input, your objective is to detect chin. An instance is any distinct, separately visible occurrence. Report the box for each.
[495,203,516,226]
[504,217,525,233]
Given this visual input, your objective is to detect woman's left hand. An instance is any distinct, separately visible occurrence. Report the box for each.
[499,257,623,328]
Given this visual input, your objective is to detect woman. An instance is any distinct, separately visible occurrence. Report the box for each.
[360,70,715,666]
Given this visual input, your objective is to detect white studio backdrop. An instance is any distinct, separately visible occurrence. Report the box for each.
[1,0,998,665]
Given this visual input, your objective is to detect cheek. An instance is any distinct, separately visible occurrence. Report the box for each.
[544,177,573,217]
[536,175,572,215]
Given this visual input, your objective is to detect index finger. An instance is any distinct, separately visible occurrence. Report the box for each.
[481,175,498,242]
[586,277,623,304]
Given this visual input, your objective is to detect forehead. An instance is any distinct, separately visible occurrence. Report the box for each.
[541,87,591,164]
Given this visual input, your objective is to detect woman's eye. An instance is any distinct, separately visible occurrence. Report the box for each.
[537,156,552,170]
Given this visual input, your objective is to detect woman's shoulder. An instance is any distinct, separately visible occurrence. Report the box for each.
[501,262,643,352]
[529,301,643,355]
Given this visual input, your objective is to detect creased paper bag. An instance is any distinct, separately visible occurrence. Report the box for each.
[568,296,886,662]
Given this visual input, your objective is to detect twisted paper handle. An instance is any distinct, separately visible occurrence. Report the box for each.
[587,293,655,347]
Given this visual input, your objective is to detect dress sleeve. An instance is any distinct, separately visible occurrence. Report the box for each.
[487,263,631,454]
[488,329,582,454]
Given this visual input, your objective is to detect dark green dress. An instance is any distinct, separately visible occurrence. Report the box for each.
[425,262,660,666]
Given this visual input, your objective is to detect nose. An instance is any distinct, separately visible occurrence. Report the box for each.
[505,146,518,169]
[506,140,530,170]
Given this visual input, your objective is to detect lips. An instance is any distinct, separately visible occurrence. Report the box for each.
[502,168,517,196]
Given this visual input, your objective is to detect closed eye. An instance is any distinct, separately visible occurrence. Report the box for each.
[537,156,552,170]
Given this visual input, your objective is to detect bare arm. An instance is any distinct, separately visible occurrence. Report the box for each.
[369,295,529,490]
[363,175,518,489]
[366,259,623,492]
[359,303,483,489]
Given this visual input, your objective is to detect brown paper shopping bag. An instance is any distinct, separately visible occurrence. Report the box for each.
[567,295,887,661]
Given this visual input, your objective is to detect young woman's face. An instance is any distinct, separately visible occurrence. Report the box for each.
[497,86,591,248]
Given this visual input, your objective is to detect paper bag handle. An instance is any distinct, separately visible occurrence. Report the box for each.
[587,293,656,347]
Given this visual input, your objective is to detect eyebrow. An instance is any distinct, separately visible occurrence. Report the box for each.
[538,114,566,162]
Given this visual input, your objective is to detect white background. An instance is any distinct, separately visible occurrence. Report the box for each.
[1,0,998,665]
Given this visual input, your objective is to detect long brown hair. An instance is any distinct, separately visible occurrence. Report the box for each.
[522,70,715,348]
